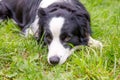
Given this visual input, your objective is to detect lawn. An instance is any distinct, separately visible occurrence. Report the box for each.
[0,0,120,80]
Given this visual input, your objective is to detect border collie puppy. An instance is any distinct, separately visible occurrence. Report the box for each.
[0,0,102,65]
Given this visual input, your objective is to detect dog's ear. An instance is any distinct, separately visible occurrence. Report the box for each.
[35,25,44,44]
[75,11,91,45]
[38,8,46,18]
[36,8,46,43]
[75,9,90,22]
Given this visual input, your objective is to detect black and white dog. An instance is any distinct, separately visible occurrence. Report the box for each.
[0,0,102,65]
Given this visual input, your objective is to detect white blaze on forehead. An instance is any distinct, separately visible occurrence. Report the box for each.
[49,17,65,37]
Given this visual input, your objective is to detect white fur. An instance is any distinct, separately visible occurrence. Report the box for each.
[88,36,103,48]
[24,16,39,37]
[49,17,64,37]
[0,0,2,2]
[30,16,39,36]
[48,17,71,64]
[40,0,72,8]
[48,38,71,64]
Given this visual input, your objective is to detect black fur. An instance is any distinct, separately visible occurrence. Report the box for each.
[0,0,42,29]
[0,0,91,48]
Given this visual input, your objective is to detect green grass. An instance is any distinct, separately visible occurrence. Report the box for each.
[0,0,120,80]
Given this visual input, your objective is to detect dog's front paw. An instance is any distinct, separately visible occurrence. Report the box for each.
[88,36,103,48]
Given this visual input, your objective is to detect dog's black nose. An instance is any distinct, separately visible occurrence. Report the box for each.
[49,56,60,65]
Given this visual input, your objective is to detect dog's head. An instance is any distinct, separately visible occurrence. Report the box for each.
[38,3,91,65]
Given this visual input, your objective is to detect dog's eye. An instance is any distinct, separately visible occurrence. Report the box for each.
[46,35,52,41]
[45,34,52,43]
[61,35,71,42]
[64,36,71,42]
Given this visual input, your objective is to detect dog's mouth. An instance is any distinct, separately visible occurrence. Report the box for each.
[48,53,70,65]
[47,45,81,65]
[47,45,84,65]
[47,48,71,65]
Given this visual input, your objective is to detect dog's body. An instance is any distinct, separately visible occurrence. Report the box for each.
[0,0,102,65]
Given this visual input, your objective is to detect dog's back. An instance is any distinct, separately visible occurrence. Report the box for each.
[0,0,42,28]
